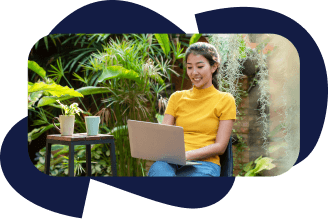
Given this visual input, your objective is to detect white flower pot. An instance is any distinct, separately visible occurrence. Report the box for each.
[53,115,75,136]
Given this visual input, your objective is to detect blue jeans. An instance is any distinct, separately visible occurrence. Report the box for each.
[148,161,221,177]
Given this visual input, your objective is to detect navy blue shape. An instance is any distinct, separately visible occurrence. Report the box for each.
[93,177,234,208]
[50,0,184,34]
[196,7,328,166]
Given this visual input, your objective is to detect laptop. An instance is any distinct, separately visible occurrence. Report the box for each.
[127,119,201,165]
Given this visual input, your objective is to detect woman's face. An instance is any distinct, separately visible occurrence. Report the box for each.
[186,53,218,89]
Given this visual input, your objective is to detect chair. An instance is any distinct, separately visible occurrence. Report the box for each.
[219,137,233,177]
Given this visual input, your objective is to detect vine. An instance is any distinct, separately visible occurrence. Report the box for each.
[247,46,270,149]
[208,34,250,176]
[208,34,248,116]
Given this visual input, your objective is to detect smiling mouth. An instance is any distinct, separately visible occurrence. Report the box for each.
[193,78,202,82]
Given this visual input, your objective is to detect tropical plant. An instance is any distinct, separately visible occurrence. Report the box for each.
[154,33,206,91]
[31,34,110,74]
[56,100,83,116]
[154,34,171,58]
[28,60,84,110]
[237,156,276,176]
[29,34,178,177]
[35,143,112,177]
[35,35,63,51]
[28,35,107,167]
[189,34,202,45]
[28,60,87,144]
[81,36,168,176]
[63,34,109,73]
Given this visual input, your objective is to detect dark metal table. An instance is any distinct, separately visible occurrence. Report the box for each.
[44,133,117,177]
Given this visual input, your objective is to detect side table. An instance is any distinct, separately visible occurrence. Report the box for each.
[44,133,117,177]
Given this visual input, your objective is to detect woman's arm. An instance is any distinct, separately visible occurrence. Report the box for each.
[185,120,234,160]
[161,114,175,126]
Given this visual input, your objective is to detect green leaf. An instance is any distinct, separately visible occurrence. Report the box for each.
[49,34,57,47]
[75,86,111,95]
[28,124,56,143]
[243,161,254,172]
[28,82,83,98]
[31,120,48,126]
[252,157,276,174]
[189,34,202,45]
[97,66,141,84]
[254,155,262,164]
[177,53,185,59]
[245,170,257,176]
[52,169,59,176]
[28,60,46,79]
[44,36,49,51]
[77,149,86,157]
[50,144,66,151]
[95,164,102,172]
[155,114,164,124]
[239,38,247,59]
[28,90,43,109]
[37,86,111,107]
[149,73,165,85]
[98,160,107,166]
[34,41,39,50]
[154,34,171,56]
[53,145,85,157]
[72,72,86,83]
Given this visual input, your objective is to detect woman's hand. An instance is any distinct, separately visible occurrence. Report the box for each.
[185,151,191,161]
[185,151,196,161]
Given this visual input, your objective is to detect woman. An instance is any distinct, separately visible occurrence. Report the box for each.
[148,42,236,177]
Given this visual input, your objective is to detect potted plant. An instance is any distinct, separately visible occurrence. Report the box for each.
[52,100,83,136]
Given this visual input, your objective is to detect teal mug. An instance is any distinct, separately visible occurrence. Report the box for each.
[85,116,100,136]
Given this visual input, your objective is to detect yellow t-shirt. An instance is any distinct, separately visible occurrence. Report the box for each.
[164,85,236,166]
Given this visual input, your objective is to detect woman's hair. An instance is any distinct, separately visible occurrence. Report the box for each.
[184,42,221,89]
